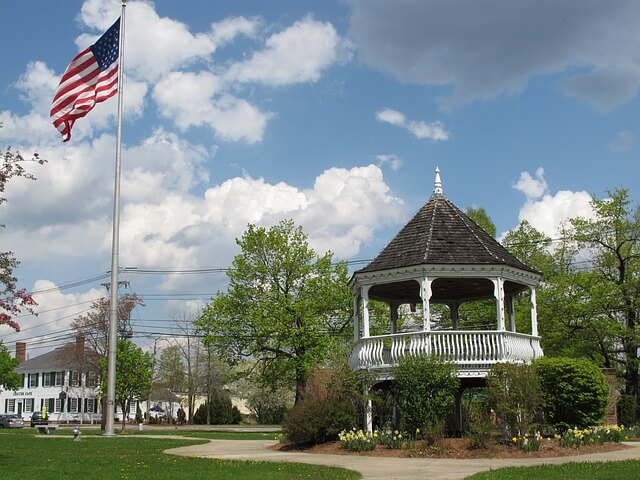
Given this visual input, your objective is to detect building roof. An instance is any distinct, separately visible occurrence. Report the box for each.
[356,169,539,276]
[16,344,98,373]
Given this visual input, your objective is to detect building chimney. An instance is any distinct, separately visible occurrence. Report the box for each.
[15,342,26,363]
[75,335,85,360]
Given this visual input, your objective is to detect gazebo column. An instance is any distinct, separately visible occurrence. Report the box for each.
[506,294,516,332]
[530,286,538,336]
[361,285,371,338]
[492,278,506,331]
[420,277,433,331]
[390,302,399,334]
[449,301,460,329]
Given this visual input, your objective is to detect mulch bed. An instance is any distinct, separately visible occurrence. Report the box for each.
[277,437,631,459]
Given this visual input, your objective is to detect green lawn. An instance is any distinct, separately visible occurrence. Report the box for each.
[466,460,640,480]
[50,427,282,441]
[0,429,359,480]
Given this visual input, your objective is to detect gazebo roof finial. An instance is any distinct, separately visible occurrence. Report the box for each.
[433,166,443,196]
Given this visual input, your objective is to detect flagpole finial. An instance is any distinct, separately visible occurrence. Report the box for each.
[434,167,443,196]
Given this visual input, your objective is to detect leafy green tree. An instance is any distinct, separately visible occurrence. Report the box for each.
[99,339,153,431]
[570,189,640,402]
[156,345,185,393]
[0,341,20,391]
[196,219,352,403]
[466,206,497,237]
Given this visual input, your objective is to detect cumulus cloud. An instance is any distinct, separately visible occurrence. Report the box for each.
[348,0,640,111]
[376,109,449,141]
[609,130,635,152]
[153,71,270,143]
[227,16,345,86]
[115,164,404,292]
[512,168,595,238]
[513,167,548,199]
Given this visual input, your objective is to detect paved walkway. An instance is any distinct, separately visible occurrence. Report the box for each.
[165,439,640,480]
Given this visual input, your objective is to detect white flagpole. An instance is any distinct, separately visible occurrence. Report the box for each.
[104,0,127,437]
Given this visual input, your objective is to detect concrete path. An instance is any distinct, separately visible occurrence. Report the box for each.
[165,439,640,480]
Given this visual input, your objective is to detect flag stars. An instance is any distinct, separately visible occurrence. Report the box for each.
[90,19,120,71]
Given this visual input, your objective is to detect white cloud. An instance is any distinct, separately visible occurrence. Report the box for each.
[114,165,403,291]
[375,109,449,141]
[609,130,635,152]
[513,167,548,199]
[153,72,270,143]
[517,190,595,239]
[376,154,403,171]
[511,167,597,240]
[227,16,344,86]
[349,0,640,111]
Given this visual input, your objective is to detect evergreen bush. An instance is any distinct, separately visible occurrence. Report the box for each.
[193,390,241,425]
[617,394,637,427]
[533,357,609,430]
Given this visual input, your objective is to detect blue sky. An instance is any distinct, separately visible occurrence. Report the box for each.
[1,0,638,356]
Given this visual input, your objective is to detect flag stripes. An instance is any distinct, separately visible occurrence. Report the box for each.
[50,18,120,142]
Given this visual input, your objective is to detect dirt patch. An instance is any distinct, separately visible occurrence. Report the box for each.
[277,438,631,459]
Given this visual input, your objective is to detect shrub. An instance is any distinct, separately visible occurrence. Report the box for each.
[486,362,541,437]
[533,357,609,430]
[394,355,459,443]
[617,394,637,427]
[282,367,361,446]
[193,390,241,425]
[462,388,497,449]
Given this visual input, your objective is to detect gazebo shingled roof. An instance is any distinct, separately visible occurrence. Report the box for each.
[357,189,538,276]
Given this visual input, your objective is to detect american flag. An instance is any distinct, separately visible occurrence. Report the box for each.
[51,18,121,142]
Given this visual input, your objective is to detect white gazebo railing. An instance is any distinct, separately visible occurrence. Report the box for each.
[349,330,543,378]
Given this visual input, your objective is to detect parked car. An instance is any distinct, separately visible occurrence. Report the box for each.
[30,411,48,427]
[0,414,24,428]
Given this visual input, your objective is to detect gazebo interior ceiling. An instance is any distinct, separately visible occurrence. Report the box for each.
[368,277,528,304]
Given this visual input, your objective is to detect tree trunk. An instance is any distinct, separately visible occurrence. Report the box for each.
[294,372,306,404]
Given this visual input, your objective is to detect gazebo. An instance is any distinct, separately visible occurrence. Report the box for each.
[348,168,543,431]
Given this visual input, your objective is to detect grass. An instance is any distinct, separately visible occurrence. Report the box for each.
[0,429,360,480]
[466,460,640,479]
[49,427,282,441]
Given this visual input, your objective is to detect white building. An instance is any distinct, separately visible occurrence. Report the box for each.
[0,337,101,424]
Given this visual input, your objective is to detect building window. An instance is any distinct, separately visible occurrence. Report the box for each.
[70,397,79,413]
[44,371,58,387]
[28,373,39,388]
[86,372,98,388]
[54,398,62,413]
[86,398,96,414]
[7,399,15,413]
[70,371,80,387]
[24,398,34,413]
[55,371,64,387]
